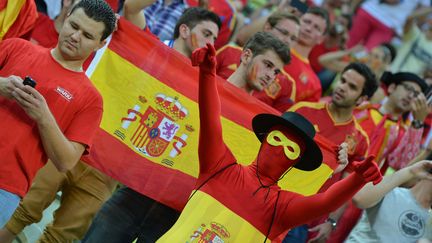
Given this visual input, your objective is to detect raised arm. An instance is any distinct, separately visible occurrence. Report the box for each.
[353,160,432,209]
[284,155,382,227]
[403,7,432,36]
[192,44,228,174]
[123,0,156,29]
[319,49,353,73]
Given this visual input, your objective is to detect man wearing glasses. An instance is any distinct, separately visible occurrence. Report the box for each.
[356,71,429,173]
[331,71,430,242]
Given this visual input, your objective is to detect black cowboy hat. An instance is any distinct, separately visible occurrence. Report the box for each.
[381,71,429,94]
[252,112,323,171]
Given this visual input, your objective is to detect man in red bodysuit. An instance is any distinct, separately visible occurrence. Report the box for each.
[157,43,383,242]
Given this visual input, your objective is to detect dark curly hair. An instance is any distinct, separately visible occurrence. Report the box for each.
[173,7,221,39]
[342,62,378,98]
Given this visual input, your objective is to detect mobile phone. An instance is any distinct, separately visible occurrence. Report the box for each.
[23,76,36,88]
[290,0,308,14]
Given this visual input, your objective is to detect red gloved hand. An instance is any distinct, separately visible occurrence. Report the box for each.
[191,43,217,73]
[351,155,382,185]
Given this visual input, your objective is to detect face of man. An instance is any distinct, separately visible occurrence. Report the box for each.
[265,18,300,46]
[256,125,306,182]
[244,49,285,91]
[366,47,388,72]
[297,13,327,47]
[57,8,106,61]
[389,81,422,112]
[332,69,366,108]
[185,20,219,54]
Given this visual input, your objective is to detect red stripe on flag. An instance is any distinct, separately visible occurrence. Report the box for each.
[83,129,195,211]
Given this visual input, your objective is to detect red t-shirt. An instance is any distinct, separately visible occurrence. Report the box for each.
[216,44,242,80]
[290,101,369,239]
[216,44,296,111]
[285,49,322,102]
[308,42,339,73]
[291,101,369,183]
[0,38,103,197]
[30,13,58,48]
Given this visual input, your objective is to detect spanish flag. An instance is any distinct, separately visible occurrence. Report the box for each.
[83,18,339,211]
[0,0,37,41]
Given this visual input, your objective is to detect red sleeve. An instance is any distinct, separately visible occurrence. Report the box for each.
[283,172,365,227]
[215,45,241,80]
[194,45,230,175]
[64,91,103,154]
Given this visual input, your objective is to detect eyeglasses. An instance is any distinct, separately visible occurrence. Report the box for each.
[273,26,298,42]
[400,82,421,97]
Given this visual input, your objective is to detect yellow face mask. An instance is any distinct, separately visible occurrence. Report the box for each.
[266,130,301,160]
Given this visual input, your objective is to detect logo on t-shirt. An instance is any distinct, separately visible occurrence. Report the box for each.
[398,210,425,238]
[56,86,73,101]
[264,78,281,98]
[300,73,309,84]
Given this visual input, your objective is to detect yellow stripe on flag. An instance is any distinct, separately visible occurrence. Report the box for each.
[0,0,26,40]
[280,165,333,196]
[90,49,259,177]
[157,190,267,242]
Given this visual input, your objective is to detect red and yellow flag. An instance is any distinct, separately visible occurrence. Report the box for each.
[0,0,37,41]
[83,18,339,211]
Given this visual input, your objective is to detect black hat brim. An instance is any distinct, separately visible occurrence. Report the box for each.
[252,113,322,171]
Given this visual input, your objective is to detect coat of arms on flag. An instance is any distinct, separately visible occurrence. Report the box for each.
[114,94,192,164]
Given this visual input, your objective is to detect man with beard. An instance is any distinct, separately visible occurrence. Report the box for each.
[329,71,430,242]
[283,62,378,242]
[224,31,291,94]
[216,11,300,111]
